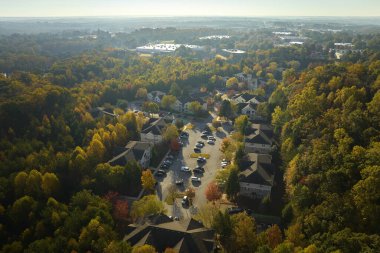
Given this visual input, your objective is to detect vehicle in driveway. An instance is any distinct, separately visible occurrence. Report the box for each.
[180,166,190,172]
[194,147,201,153]
[175,179,184,185]
[191,176,201,182]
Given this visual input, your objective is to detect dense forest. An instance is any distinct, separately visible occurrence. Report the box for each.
[0,25,380,252]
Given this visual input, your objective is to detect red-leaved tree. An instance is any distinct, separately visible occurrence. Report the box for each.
[205,181,222,202]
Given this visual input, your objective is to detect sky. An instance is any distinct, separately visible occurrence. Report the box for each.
[0,0,379,17]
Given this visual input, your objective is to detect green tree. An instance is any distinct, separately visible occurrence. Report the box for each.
[188,101,203,116]
[234,115,248,134]
[219,100,233,118]
[132,245,156,253]
[130,195,166,221]
[225,168,240,200]
[41,172,60,198]
[231,212,257,252]
[226,77,239,88]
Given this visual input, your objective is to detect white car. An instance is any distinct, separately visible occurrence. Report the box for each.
[191,176,201,182]
[181,166,190,172]
[207,139,215,145]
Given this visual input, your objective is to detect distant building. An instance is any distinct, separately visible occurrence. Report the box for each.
[108,141,153,168]
[147,91,166,103]
[231,93,264,104]
[140,117,168,144]
[199,35,231,40]
[136,44,204,54]
[124,214,216,253]
[222,49,246,54]
[239,152,275,199]
[234,73,258,90]
[236,102,259,120]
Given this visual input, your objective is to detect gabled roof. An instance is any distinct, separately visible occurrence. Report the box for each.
[239,153,275,186]
[141,117,167,136]
[124,215,215,253]
[108,141,152,166]
[245,131,272,145]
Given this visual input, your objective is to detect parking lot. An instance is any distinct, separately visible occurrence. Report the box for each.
[155,116,227,218]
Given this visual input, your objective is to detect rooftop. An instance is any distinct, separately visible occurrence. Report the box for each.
[222,49,246,54]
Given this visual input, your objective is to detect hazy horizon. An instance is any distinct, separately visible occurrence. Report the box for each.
[1,0,380,18]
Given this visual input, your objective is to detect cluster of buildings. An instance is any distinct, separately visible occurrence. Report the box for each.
[239,123,276,199]
[107,117,172,169]
[330,42,362,59]
[221,48,246,54]
[136,43,204,54]
[147,90,209,114]
[199,35,231,40]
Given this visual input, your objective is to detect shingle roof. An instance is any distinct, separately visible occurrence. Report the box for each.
[141,117,167,135]
[124,215,215,253]
[239,153,275,186]
[108,141,152,166]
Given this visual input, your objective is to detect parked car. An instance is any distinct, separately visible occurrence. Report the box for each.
[195,143,203,148]
[194,147,201,153]
[208,136,216,141]
[194,166,205,172]
[157,169,166,174]
[191,176,201,182]
[193,168,204,174]
[156,171,165,176]
[180,166,190,172]
[197,140,205,145]
[201,133,208,139]
[227,207,244,215]
[160,164,169,169]
[197,157,206,163]
[175,179,184,185]
[182,195,189,205]
[207,139,215,145]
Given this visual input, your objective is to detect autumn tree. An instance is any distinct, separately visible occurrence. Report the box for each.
[185,187,196,205]
[163,124,179,142]
[231,212,257,252]
[113,199,129,221]
[266,224,283,249]
[161,95,177,110]
[135,87,147,99]
[132,245,156,253]
[226,77,239,89]
[141,170,156,191]
[205,181,222,202]
[188,101,203,116]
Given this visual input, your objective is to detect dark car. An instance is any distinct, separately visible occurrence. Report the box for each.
[160,164,169,169]
[195,143,203,148]
[194,147,201,153]
[156,171,165,177]
[201,133,208,139]
[193,168,204,174]
[197,157,206,163]
[175,179,184,185]
[227,207,244,215]
[194,166,205,172]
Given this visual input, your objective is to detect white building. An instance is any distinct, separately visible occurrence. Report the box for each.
[136,44,204,54]
[147,91,166,103]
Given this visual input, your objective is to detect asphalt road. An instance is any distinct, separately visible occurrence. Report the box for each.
[155,116,228,218]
